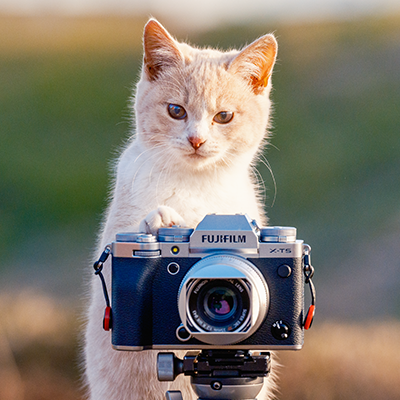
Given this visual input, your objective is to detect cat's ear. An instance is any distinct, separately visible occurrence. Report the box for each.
[229,34,277,94]
[143,19,183,81]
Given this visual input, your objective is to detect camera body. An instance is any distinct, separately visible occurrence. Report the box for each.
[110,214,306,351]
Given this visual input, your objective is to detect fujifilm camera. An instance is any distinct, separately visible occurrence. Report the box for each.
[109,214,311,351]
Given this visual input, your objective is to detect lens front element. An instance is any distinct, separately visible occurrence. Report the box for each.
[188,279,250,332]
[204,284,237,320]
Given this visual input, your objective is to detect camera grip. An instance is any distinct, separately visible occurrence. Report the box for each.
[111,257,160,348]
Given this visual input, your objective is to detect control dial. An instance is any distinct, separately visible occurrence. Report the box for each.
[271,320,291,340]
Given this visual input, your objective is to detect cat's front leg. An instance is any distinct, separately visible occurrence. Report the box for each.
[139,205,186,235]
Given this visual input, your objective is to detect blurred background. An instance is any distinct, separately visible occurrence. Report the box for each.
[1,0,400,398]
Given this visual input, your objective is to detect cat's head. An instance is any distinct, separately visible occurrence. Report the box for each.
[134,19,277,171]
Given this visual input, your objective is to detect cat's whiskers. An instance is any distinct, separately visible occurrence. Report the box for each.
[133,143,167,164]
[130,146,169,192]
[146,143,172,183]
[219,149,235,167]
[251,165,267,207]
[257,153,277,208]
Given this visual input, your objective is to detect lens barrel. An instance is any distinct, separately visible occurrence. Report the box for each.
[178,254,269,345]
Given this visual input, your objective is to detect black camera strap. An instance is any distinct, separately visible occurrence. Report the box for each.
[93,245,112,331]
[303,244,316,330]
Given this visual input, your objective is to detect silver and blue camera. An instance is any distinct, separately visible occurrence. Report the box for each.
[109,214,312,351]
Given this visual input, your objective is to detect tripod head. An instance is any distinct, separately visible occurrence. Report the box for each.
[158,350,271,400]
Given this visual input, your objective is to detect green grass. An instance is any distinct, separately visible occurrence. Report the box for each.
[0,51,141,247]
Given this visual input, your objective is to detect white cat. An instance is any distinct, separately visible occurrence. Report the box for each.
[84,18,278,399]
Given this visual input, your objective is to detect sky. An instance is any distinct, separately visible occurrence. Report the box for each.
[1,0,400,30]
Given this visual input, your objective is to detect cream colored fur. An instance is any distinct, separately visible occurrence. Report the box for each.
[84,18,278,400]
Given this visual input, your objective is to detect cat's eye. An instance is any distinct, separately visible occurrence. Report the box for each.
[213,111,234,124]
[168,104,187,120]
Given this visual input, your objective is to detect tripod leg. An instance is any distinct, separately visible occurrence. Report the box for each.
[166,390,184,400]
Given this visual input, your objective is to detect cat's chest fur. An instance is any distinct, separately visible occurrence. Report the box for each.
[105,140,263,239]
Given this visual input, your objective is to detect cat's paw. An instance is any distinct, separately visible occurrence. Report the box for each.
[139,206,186,234]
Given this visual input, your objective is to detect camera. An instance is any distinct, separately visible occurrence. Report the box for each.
[110,214,308,351]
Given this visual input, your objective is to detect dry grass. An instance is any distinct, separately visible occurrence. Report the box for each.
[279,321,400,399]
[0,291,83,400]
[1,291,400,399]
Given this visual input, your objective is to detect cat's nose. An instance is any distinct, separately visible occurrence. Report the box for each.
[188,136,206,150]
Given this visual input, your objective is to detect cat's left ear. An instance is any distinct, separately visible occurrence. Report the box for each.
[143,19,183,81]
[229,34,278,94]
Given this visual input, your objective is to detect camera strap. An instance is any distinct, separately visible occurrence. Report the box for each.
[93,245,112,331]
[303,244,316,330]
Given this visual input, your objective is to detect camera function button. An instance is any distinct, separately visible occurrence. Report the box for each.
[271,320,291,340]
[176,325,191,342]
[260,226,296,243]
[159,227,194,243]
[167,262,180,275]
[211,381,222,391]
[116,233,142,242]
[277,264,292,278]
[133,250,161,257]
[136,234,157,243]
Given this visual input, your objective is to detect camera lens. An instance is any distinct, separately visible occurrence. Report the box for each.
[177,254,269,345]
[204,285,236,320]
[188,279,250,332]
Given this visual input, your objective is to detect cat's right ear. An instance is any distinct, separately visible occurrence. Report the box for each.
[143,19,183,81]
[229,34,278,94]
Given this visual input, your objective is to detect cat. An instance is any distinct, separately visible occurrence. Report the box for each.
[84,18,278,400]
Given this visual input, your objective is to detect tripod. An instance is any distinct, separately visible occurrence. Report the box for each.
[157,350,271,400]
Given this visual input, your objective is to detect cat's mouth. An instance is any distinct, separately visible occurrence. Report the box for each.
[184,149,214,167]
[188,151,206,159]
[185,148,236,170]
[179,145,220,168]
